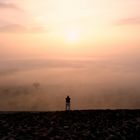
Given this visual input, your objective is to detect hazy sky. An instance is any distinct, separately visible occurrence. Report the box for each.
[0,0,140,59]
[0,1,140,110]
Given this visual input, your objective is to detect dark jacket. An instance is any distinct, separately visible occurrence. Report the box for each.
[66,96,70,103]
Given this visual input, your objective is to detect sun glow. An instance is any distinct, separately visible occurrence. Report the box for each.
[66,31,78,43]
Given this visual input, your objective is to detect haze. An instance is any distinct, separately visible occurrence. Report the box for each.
[0,0,140,110]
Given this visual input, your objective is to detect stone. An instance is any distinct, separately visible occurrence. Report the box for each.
[106,134,118,140]
[64,126,69,129]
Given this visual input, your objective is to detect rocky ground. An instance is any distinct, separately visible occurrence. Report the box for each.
[0,110,140,140]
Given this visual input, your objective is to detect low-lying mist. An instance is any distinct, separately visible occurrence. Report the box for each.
[0,58,140,111]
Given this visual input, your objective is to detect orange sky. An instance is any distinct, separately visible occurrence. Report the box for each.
[0,0,140,59]
[0,0,140,110]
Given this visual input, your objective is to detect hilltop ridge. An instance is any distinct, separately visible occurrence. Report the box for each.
[0,110,140,139]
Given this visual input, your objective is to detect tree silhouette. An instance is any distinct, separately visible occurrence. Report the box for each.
[33,82,40,89]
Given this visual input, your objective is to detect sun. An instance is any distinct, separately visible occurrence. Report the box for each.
[66,31,78,43]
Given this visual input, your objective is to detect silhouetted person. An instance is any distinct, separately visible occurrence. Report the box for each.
[65,96,71,111]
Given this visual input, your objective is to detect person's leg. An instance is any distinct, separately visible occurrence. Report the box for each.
[66,103,68,111]
[68,103,70,111]
[66,103,70,111]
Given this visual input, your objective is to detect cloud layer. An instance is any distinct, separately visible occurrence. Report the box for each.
[0,23,47,33]
[0,1,20,10]
[0,1,47,33]
[116,17,140,25]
